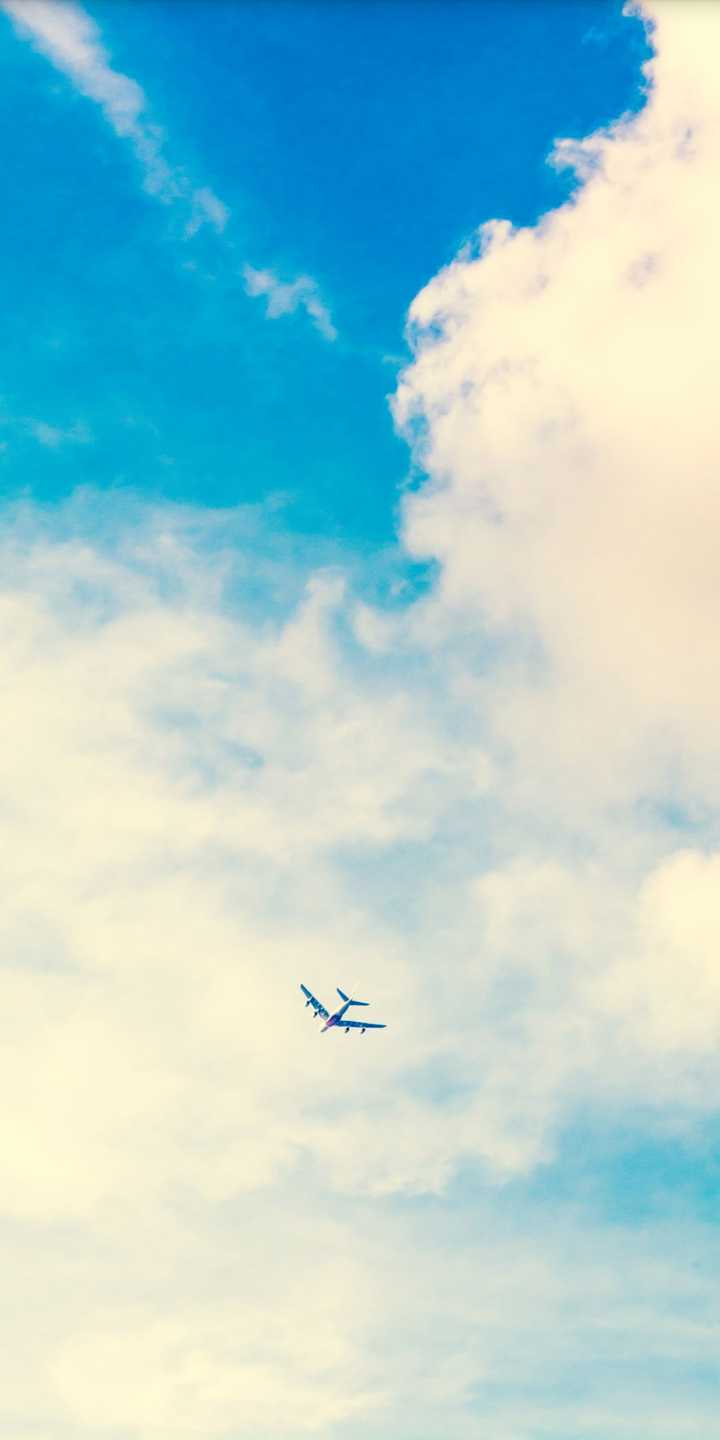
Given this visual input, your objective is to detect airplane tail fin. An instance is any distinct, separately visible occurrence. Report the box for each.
[337,988,368,1006]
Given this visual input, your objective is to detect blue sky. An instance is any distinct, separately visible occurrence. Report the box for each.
[3,2,720,1437]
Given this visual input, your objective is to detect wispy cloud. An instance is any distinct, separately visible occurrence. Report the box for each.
[26,417,91,448]
[186,185,230,239]
[0,408,92,452]
[387,0,720,1097]
[0,0,227,229]
[243,264,338,342]
[1,1,336,336]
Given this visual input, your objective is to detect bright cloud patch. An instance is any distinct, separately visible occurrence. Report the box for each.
[0,464,718,1435]
[395,0,720,826]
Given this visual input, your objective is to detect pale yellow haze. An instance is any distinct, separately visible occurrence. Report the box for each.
[1,2,720,1436]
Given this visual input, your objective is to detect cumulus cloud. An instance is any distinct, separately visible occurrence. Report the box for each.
[394,0,720,827]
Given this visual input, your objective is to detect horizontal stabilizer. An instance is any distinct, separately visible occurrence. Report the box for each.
[338,988,369,1006]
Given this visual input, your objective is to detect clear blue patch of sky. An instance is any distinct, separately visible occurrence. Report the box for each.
[0,1,650,543]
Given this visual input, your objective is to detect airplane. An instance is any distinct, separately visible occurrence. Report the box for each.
[300,984,386,1034]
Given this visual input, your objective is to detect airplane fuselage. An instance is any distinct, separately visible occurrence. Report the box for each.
[321,1000,352,1033]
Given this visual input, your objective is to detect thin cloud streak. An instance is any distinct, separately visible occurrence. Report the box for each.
[1,0,336,337]
[243,264,338,342]
[0,0,226,226]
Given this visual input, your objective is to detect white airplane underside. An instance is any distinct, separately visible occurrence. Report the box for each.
[300,984,386,1034]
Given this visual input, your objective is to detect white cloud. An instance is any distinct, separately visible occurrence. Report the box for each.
[3,1171,720,1438]
[1,3,337,335]
[0,452,715,1436]
[0,471,713,1228]
[26,417,91,448]
[0,501,470,1222]
[53,1285,380,1434]
[0,496,485,1433]
[596,849,720,1056]
[186,185,230,238]
[1,0,226,226]
[243,264,338,342]
[393,0,720,828]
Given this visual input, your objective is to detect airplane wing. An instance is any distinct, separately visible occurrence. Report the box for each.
[341,1020,386,1030]
[300,983,329,1019]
